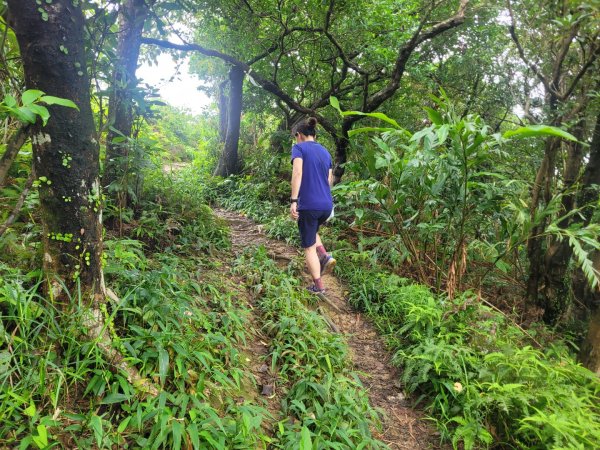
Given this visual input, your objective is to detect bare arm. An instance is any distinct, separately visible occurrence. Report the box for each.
[290,157,303,219]
[328,169,333,187]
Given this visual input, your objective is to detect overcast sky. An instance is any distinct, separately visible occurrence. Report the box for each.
[137,53,212,115]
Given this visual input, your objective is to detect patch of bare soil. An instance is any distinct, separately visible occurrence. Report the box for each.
[215,208,446,450]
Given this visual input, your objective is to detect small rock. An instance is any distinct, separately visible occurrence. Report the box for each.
[258,364,269,373]
[261,384,275,397]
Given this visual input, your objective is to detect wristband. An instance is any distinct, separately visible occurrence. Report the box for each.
[290,198,298,204]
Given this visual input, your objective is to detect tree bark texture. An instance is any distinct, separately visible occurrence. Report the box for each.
[579,280,600,375]
[103,0,151,204]
[218,79,229,143]
[541,124,586,323]
[8,0,103,299]
[0,124,29,187]
[214,66,243,177]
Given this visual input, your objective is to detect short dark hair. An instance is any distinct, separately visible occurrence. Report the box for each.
[294,117,318,137]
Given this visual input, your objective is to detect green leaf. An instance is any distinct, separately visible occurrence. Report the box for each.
[39,95,79,110]
[329,96,342,115]
[90,414,103,448]
[3,95,17,108]
[32,424,48,448]
[14,107,38,124]
[187,423,200,450]
[348,127,397,137]
[158,347,169,385]
[424,107,443,125]
[100,393,129,404]
[503,125,578,142]
[341,110,401,128]
[24,401,36,417]
[172,420,183,450]
[27,104,50,126]
[300,426,313,450]
[0,350,11,374]
[21,89,45,106]
[117,416,131,433]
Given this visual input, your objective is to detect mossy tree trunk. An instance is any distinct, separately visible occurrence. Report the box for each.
[8,0,104,300]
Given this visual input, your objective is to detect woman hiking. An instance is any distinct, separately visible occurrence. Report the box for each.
[289,117,336,294]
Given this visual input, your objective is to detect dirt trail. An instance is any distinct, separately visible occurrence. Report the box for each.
[215,208,444,450]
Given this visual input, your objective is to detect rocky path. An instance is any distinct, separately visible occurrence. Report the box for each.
[215,208,444,450]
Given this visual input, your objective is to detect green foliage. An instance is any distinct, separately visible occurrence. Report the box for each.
[335,252,600,450]
[233,247,387,449]
[0,89,78,125]
[0,172,271,448]
[334,94,600,297]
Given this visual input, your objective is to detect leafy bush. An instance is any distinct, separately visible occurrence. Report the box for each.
[336,251,600,449]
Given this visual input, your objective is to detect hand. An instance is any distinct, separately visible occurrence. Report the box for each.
[290,202,299,221]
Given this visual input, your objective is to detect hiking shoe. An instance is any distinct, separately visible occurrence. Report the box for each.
[306,284,326,295]
[319,254,336,276]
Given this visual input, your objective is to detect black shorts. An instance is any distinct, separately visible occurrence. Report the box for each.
[298,209,331,248]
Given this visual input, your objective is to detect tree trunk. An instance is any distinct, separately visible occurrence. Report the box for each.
[8,0,103,300]
[103,0,151,207]
[541,124,586,323]
[0,124,29,187]
[332,119,355,185]
[218,79,229,143]
[526,132,560,305]
[214,66,243,177]
[578,252,600,374]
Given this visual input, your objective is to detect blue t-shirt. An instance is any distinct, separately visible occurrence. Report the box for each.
[291,141,333,211]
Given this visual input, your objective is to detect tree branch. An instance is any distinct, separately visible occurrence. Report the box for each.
[364,0,470,114]
[506,0,551,94]
[561,39,600,101]
[140,37,338,136]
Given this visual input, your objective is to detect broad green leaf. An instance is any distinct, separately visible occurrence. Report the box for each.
[0,350,10,374]
[3,95,17,108]
[117,416,131,433]
[341,110,400,128]
[300,426,313,450]
[90,414,103,448]
[15,107,37,124]
[27,104,50,126]
[21,89,45,106]
[39,95,79,110]
[101,393,129,404]
[503,125,578,142]
[329,96,342,114]
[424,107,443,125]
[33,424,48,448]
[24,401,36,417]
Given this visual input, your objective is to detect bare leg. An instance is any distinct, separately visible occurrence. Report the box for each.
[316,233,323,248]
[304,244,321,281]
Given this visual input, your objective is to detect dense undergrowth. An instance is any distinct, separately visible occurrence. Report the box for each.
[0,167,392,449]
[208,168,600,449]
[0,169,277,448]
[233,247,386,449]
